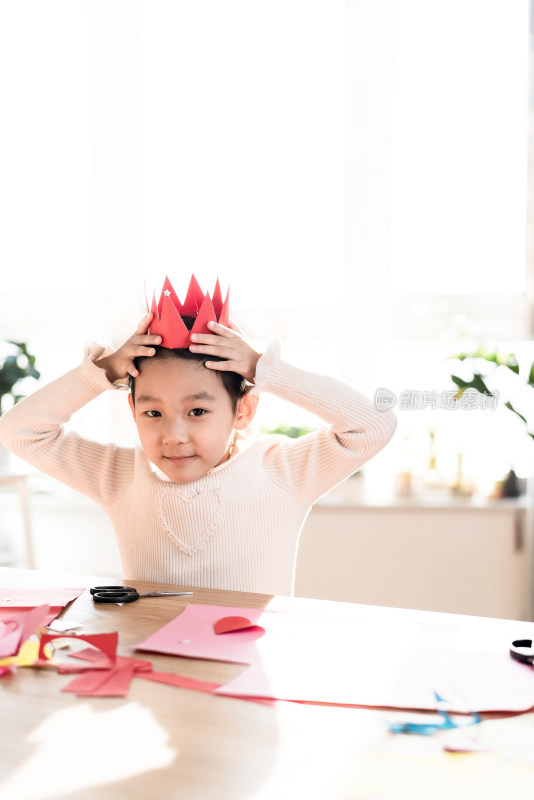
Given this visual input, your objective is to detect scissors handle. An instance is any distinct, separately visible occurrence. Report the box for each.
[92,589,139,604]
[510,638,534,664]
[90,585,136,595]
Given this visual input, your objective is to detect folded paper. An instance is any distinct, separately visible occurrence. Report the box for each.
[148,275,230,348]
[214,616,265,638]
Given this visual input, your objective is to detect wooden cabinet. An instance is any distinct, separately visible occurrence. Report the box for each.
[294,495,532,621]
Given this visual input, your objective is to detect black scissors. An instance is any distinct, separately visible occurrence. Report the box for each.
[510,639,534,665]
[90,585,193,604]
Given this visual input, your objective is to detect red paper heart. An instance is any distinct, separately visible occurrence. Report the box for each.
[214,616,264,636]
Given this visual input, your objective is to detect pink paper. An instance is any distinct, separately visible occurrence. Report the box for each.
[0,588,84,608]
[0,605,51,658]
[137,604,266,664]
[136,603,534,713]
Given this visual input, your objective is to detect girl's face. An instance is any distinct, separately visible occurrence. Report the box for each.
[128,356,255,483]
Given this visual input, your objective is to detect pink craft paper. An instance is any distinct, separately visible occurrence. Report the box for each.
[136,603,534,713]
[0,588,84,608]
[136,604,266,664]
[0,605,51,659]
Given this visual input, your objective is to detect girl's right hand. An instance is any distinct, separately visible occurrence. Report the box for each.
[95,313,162,383]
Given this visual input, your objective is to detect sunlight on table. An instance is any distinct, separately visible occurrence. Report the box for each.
[0,702,175,800]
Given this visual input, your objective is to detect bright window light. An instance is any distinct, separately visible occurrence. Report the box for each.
[388,0,530,296]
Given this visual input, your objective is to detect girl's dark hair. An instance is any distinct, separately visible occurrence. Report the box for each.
[128,346,248,412]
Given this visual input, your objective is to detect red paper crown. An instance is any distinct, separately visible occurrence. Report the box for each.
[147,275,230,349]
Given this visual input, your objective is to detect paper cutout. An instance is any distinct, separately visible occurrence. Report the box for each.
[69,648,152,672]
[62,658,138,697]
[214,616,265,638]
[148,275,230,348]
[0,605,51,659]
[136,603,534,713]
[56,650,113,673]
[137,670,221,694]
[38,631,118,665]
[61,654,153,697]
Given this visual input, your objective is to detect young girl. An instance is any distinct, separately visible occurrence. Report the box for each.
[0,282,396,595]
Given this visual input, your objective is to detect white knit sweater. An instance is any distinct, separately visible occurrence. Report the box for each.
[0,339,396,595]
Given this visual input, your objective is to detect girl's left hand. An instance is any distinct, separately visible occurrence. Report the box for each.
[189,320,261,383]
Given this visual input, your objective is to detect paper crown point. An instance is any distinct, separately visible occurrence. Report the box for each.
[147,275,230,349]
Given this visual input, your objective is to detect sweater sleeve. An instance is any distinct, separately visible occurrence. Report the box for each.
[250,338,397,506]
[0,343,135,508]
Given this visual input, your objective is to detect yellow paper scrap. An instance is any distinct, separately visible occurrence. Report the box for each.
[0,639,40,668]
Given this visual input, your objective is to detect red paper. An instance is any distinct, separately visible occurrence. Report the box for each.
[63,663,137,697]
[69,648,152,672]
[38,631,118,664]
[137,670,221,694]
[61,655,152,696]
[214,616,265,637]
[148,276,230,348]
[58,647,113,671]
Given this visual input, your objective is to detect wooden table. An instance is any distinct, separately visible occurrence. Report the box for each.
[1,568,534,800]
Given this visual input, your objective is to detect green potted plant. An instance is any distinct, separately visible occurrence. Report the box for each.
[0,341,40,417]
[448,345,534,495]
[448,345,534,440]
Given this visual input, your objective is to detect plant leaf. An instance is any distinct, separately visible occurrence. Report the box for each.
[505,401,527,426]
